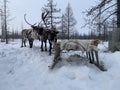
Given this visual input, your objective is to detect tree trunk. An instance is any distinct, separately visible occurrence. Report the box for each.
[50,0,53,28]
[109,0,120,51]
[117,0,120,29]
[67,4,70,40]
[4,0,8,44]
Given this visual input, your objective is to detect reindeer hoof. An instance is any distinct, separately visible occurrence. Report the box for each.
[90,61,94,64]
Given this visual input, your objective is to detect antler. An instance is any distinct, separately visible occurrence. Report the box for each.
[38,21,42,27]
[24,14,36,26]
[41,11,49,29]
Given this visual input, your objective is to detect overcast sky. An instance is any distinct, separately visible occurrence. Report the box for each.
[8,0,97,34]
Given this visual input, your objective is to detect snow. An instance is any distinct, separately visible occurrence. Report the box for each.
[0,39,120,90]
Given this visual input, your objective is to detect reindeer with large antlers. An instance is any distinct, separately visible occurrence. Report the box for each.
[21,14,40,48]
[24,12,59,55]
[41,11,59,55]
[24,13,48,51]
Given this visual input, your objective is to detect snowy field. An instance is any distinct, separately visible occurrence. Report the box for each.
[0,39,120,90]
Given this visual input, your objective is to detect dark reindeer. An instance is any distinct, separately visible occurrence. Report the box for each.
[41,11,59,55]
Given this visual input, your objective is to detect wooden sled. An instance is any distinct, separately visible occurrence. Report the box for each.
[93,62,107,71]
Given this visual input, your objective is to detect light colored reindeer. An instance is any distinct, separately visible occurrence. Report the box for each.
[21,29,37,48]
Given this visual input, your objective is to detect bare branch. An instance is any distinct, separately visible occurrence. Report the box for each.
[102,11,117,23]
[92,3,117,22]
[87,0,113,16]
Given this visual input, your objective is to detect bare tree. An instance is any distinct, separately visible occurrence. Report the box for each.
[0,8,5,42]
[0,0,11,43]
[58,14,67,39]
[4,0,8,44]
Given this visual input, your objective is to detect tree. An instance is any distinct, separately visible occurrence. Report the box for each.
[117,0,120,28]
[0,8,6,42]
[87,0,116,26]
[58,14,67,39]
[42,0,61,28]
[0,0,11,44]
[85,0,120,51]
[82,0,112,39]
[4,0,8,44]
[62,3,77,40]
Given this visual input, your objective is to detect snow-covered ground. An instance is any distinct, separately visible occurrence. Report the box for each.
[0,39,120,90]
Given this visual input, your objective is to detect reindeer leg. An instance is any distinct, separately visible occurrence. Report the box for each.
[49,41,52,55]
[41,41,44,51]
[45,41,47,51]
[86,52,89,58]
[21,38,24,47]
[24,40,26,47]
[29,39,33,48]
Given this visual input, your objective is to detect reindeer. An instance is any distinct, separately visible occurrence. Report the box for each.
[21,28,36,48]
[41,11,59,55]
[24,12,59,55]
[24,14,48,51]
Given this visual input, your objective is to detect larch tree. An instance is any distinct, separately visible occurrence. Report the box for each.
[42,0,61,29]
[62,3,77,40]
[0,0,12,44]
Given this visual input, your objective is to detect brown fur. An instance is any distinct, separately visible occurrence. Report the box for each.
[91,39,100,46]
